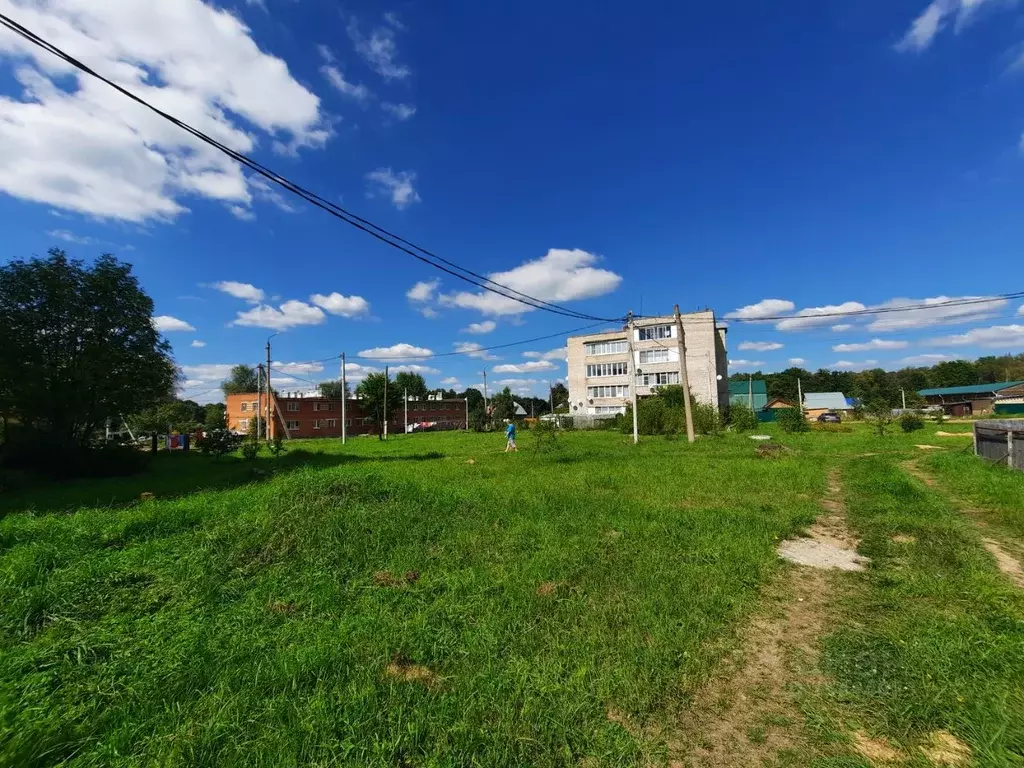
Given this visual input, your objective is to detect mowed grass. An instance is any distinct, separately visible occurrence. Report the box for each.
[0,431,825,767]
[923,448,1024,540]
[814,456,1024,765]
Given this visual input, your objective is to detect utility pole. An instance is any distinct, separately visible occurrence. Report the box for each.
[901,388,907,410]
[383,365,389,441]
[341,353,347,445]
[464,397,469,431]
[674,304,695,444]
[265,333,278,440]
[549,382,554,415]
[257,363,264,441]
[404,388,408,436]
[627,312,639,445]
[748,374,754,411]
[797,377,804,418]
[482,370,488,429]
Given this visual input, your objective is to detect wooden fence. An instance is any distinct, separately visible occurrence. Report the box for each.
[973,420,1024,471]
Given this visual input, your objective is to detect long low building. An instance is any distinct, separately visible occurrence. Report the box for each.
[566,309,728,418]
[917,381,1024,417]
[226,392,468,438]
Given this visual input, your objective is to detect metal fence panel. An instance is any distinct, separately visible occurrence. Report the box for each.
[973,420,1024,471]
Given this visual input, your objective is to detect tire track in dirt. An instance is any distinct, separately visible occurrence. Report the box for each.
[902,459,1024,590]
[664,468,863,767]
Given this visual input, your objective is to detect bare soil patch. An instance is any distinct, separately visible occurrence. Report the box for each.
[777,472,869,572]
[373,570,420,587]
[915,444,942,450]
[536,581,560,597]
[666,468,859,767]
[891,534,917,544]
[921,730,971,766]
[936,431,973,438]
[385,654,440,687]
[852,730,904,763]
[981,539,1024,589]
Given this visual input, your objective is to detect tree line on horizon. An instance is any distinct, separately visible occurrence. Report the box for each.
[730,354,1024,408]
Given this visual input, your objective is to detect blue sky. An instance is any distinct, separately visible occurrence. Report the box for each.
[2,0,1024,402]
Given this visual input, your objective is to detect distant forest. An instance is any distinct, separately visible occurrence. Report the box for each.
[728,353,1024,407]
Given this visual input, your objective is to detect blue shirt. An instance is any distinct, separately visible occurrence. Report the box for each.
[505,423,516,438]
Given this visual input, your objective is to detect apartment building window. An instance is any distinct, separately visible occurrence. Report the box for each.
[584,339,628,356]
[588,385,630,398]
[345,419,352,427]
[313,402,333,412]
[251,401,258,411]
[639,348,671,365]
[240,402,248,412]
[286,401,300,412]
[312,419,321,429]
[325,419,337,428]
[637,371,680,386]
[238,418,249,429]
[592,405,626,415]
[586,362,629,378]
[285,420,300,430]
[638,324,673,341]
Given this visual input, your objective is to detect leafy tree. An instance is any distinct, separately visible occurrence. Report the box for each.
[551,382,569,411]
[203,402,227,430]
[318,379,350,399]
[394,371,428,400]
[198,429,241,459]
[356,372,402,439]
[929,360,978,389]
[129,400,203,435]
[0,249,176,456]
[777,407,809,433]
[222,364,259,396]
[461,388,484,411]
[728,403,759,432]
[488,387,516,425]
[866,400,894,436]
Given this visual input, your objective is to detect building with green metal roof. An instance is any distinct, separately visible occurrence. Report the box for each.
[917,381,1024,416]
[728,379,768,411]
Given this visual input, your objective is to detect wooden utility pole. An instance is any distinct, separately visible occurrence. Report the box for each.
[257,363,264,441]
[627,312,639,444]
[482,371,488,429]
[464,397,469,431]
[383,365,389,441]
[748,374,754,411]
[901,388,907,410]
[797,377,804,417]
[404,388,408,436]
[341,353,347,445]
[674,304,695,443]
[265,338,272,440]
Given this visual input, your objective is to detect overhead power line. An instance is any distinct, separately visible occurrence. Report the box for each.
[0,12,624,324]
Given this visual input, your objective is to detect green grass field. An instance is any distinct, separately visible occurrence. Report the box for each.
[1,423,1022,766]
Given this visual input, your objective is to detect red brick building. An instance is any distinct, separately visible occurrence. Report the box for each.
[226,393,467,439]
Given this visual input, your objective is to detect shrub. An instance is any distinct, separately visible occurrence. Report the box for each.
[241,441,261,461]
[532,420,559,453]
[899,413,925,433]
[728,404,759,432]
[691,401,722,436]
[934,410,946,424]
[777,408,809,433]
[866,400,894,437]
[198,429,241,459]
[269,433,287,457]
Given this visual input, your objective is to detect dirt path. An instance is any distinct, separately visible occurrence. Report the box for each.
[902,460,1024,590]
[665,469,863,767]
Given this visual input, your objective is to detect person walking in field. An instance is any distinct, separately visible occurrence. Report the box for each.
[504,419,518,452]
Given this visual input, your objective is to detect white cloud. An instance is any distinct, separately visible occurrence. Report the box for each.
[439,248,622,316]
[900,353,953,365]
[358,343,432,360]
[232,300,326,330]
[0,0,327,223]
[737,341,783,352]
[725,299,795,321]
[831,360,879,370]
[212,280,264,303]
[272,361,326,375]
[342,362,380,381]
[522,348,567,361]
[728,359,765,369]
[154,315,195,332]
[382,11,405,30]
[895,0,997,52]
[832,339,909,353]
[1019,304,1024,316]
[454,341,498,360]
[365,168,420,209]
[495,378,538,387]
[190,340,206,348]
[310,292,370,317]
[788,357,807,365]
[347,17,410,80]
[249,175,297,214]
[865,296,1007,331]
[181,363,236,382]
[418,307,439,319]
[320,65,372,102]
[463,321,496,334]
[831,324,853,332]
[392,364,440,375]
[381,102,416,121]
[776,302,867,331]
[493,361,557,373]
[407,280,439,302]
[927,324,1024,348]
[46,229,94,244]
[229,205,256,221]
[440,376,460,387]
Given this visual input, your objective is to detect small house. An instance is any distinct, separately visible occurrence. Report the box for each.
[993,383,1024,416]
[917,382,1024,417]
[803,392,853,420]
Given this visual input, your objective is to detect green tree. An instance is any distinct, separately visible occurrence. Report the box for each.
[355,372,402,439]
[318,379,350,399]
[461,388,484,411]
[202,402,227,430]
[222,364,259,396]
[488,387,516,425]
[394,371,428,400]
[551,382,569,411]
[929,360,978,389]
[129,400,203,435]
[0,249,176,455]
